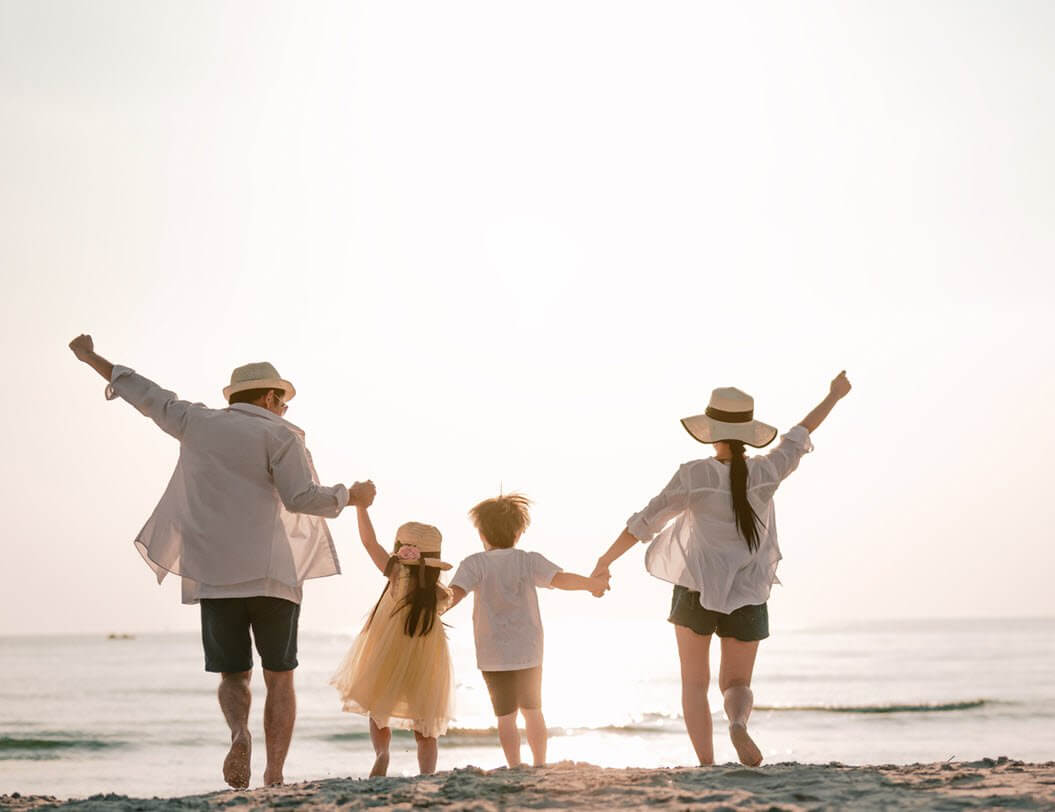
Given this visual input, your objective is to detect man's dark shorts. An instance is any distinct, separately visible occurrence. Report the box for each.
[200,597,300,673]
[481,667,543,717]
[668,585,769,642]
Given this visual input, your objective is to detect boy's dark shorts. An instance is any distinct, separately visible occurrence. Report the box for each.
[200,597,300,673]
[481,666,543,717]
[668,585,769,642]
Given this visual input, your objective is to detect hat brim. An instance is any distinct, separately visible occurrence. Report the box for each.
[223,378,296,402]
[680,414,778,448]
[399,557,452,571]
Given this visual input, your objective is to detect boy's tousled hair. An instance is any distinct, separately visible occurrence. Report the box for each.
[469,493,532,549]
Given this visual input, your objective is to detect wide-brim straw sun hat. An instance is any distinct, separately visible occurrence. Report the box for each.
[395,522,452,570]
[223,362,296,402]
[681,387,778,449]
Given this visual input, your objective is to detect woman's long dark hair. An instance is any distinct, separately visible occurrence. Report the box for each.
[366,556,441,637]
[728,440,763,552]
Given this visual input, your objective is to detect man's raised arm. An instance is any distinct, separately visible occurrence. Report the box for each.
[69,333,199,440]
[69,334,113,381]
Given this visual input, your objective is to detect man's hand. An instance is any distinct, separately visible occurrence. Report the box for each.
[830,370,852,400]
[590,560,611,581]
[69,334,95,361]
[68,334,114,381]
[348,480,376,508]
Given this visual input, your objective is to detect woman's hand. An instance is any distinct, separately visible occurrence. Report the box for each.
[830,370,852,400]
[589,574,611,597]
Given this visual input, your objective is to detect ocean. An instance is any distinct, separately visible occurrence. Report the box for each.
[2,617,1053,800]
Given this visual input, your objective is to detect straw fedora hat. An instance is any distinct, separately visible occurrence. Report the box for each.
[394,522,452,570]
[681,387,778,449]
[223,362,296,402]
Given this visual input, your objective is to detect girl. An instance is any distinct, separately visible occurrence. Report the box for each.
[592,372,852,767]
[331,504,456,776]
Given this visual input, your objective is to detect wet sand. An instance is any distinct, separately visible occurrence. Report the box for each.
[4,758,1054,810]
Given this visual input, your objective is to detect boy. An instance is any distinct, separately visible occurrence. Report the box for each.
[448,493,608,768]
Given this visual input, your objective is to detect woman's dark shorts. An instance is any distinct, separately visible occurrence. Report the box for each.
[668,585,769,642]
[481,667,543,717]
[200,597,300,673]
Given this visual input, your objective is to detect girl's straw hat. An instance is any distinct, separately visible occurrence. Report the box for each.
[681,387,778,448]
[395,522,452,570]
[223,362,296,402]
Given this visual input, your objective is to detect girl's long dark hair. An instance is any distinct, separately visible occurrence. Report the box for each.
[728,440,763,552]
[366,556,441,637]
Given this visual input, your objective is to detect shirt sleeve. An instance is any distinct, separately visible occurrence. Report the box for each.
[626,465,691,543]
[528,551,562,588]
[752,425,814,486]
[449,555,481,594]
[105,365,205,441]
[268,429,349,518]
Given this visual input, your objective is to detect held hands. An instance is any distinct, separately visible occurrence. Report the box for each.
[348,480,376,508]
[588,573,611,598]
[69,334,94,361]
[590,561,611,581]
[830,370,852,400]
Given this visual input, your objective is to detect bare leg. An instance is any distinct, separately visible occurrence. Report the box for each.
[522,708,547,767]
[718,637,761,766]
[674,625,714,765]
[261,669,296,786]
[368,718,391,777]
[218,670,252,789]
[414,730,438,775]
[496,711,522,767]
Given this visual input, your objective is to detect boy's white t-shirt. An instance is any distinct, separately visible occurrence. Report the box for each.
[449,548,562,672]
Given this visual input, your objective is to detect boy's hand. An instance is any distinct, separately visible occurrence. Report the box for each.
[589,574,610,598]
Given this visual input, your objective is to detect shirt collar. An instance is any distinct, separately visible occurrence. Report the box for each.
[228,403,306,437]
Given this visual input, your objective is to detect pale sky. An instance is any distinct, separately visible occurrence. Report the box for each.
[1,1,1053,636]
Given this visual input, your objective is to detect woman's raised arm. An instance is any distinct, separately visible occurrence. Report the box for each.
[798,371,852,434]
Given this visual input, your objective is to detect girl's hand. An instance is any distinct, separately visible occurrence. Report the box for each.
[830,370,852,400]
[350,480,376,508]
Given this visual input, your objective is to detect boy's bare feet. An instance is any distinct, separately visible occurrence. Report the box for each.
[263,767,284,787]
[370,751,390,777]
[729,722,762,767]
[223,732,251,789]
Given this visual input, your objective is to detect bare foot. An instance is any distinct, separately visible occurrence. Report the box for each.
[223,732,251,789]
[729,722,762,767]
[370,751,390,778]
[263,768,283,787]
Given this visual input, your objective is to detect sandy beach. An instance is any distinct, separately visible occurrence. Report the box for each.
[4,758,1054,811]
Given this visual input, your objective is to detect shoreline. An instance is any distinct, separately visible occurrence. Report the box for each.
[4,758,1055,810]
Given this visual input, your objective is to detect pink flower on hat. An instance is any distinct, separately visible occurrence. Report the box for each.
[397,545,421,562]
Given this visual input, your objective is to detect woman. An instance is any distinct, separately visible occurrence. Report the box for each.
[592,372,852,766]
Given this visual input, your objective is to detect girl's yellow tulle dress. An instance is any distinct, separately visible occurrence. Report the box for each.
[331,568,456,738]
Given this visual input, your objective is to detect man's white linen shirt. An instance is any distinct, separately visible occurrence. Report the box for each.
[449,549,562,672]
[106,366,348,604]
[627,425,814,615]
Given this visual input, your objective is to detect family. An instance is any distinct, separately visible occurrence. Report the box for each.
[68,334,851,789]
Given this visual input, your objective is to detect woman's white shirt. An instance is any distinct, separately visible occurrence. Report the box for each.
[627,425,814,614]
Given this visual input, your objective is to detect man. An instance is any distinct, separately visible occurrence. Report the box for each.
[68,334,373,790]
